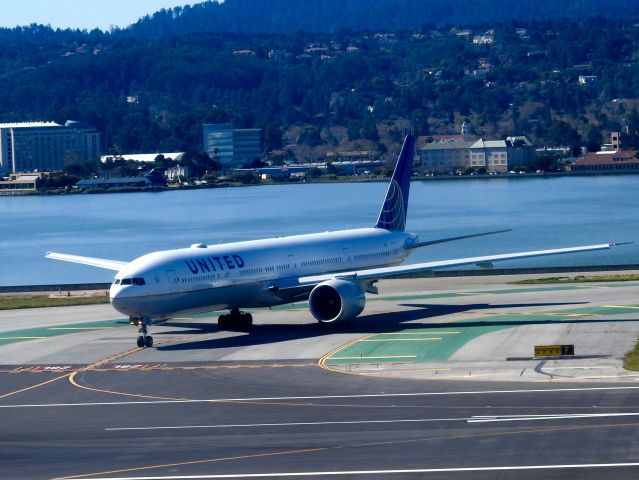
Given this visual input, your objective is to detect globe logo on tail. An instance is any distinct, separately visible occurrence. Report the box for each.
[376,179,406,232]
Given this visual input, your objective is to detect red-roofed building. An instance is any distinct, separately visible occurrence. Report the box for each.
[570,150,639,172]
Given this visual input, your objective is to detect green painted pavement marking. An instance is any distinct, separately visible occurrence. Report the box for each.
[324,304,639,365]
[375,285,587,303]
[376,292,471,301]
[473,286,582,295]
[0,320,129,346]
[325,325,505,364]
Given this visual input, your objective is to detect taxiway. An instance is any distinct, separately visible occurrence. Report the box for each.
[2,274,639,479]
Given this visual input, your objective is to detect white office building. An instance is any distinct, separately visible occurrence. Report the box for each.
[420,136,535,173]
[0,121,100,174]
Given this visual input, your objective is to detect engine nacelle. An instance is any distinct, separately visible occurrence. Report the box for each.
[309,279,366,324]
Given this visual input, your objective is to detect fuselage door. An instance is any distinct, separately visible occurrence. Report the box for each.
[342,248,351,266]
[288,254,296,273]
[166,270,180,293]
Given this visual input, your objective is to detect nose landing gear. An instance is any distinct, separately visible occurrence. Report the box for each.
[132,317,153,348]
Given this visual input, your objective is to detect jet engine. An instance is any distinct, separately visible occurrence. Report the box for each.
[309,279,365,324]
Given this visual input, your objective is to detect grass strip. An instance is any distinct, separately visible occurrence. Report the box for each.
[624,339,639,371]
[0,295,110,310]
[512,274,639,285]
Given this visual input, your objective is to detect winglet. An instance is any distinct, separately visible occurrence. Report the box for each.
[375,134,415,232]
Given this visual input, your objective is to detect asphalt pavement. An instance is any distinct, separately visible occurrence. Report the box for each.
[2,274,639,479]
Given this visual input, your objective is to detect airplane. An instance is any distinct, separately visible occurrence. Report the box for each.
[46,134,619,348]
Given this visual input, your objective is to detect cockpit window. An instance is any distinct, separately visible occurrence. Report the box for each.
[113,279,121,285]
[132,277,146,286]
[121,278,132,285]
[119,277,145,286]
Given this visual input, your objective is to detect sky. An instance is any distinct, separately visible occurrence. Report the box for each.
[0,0,206,31]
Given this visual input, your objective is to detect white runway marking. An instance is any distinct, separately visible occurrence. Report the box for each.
[108,410,639,431]
[468,412,639,423]
[106,417,467,431]
[3,385,639,409]
[78,462,639,479]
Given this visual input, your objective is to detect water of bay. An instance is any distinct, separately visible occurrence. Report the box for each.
[1,175,638,286]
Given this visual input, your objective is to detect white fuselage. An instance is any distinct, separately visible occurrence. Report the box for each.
[109,228,417,320]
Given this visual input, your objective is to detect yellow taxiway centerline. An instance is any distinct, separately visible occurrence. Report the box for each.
[330,355,417,360]
[358,338,442,342]
[0,374,71,399]
[375,331,460,335]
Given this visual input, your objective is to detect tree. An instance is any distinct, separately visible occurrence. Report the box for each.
[546,120,580,147]
[263,122,283,151]
[586,125,602,152]
[180,150,220,177]
[533,154,559,171]
[229,171,260,184]
[326,162,339,175]
[305,167,323,178]
[298,126,322,147]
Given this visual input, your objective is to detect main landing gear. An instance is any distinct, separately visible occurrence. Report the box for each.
[131,317,153,348]
[218,308,253,331]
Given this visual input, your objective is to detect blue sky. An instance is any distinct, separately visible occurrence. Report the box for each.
[0,1,204,31]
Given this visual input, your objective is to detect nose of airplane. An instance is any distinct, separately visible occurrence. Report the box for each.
[109,284,135,316]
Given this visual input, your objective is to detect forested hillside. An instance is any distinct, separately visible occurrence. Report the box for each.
[1,8,639,160]
[130,0,639,36]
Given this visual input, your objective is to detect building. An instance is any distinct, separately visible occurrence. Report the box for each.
[420,138,473,171]
[571,132,639,172]
[202,123,261,169]
[420,136,535,173]
[0,173,47,194]
[0,121,100,174]
[578,75,598,85]
[165,164,191,181]
[570,150,639,172]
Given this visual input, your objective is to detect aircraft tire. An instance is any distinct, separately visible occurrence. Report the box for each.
[136,336,145,348]
[218,314,229,330]
[145,336,154,348]
[242,313,253,329]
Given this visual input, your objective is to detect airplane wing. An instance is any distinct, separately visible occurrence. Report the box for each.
[45,252,128,271]
[298,243,618,284]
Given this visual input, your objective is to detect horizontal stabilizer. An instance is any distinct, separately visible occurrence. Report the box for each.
[45,252,127,271]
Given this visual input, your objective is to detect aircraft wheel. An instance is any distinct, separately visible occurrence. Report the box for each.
[242,313,253,329]
[136,336,145,348]
[218,314,228,330]
[145,336,154,348]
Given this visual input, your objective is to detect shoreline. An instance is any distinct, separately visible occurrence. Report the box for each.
[4,170,639,196]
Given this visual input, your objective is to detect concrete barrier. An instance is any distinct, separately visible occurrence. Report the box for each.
[0,283,111,294]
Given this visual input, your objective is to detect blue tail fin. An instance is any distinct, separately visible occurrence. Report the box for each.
[375,134,415,231]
